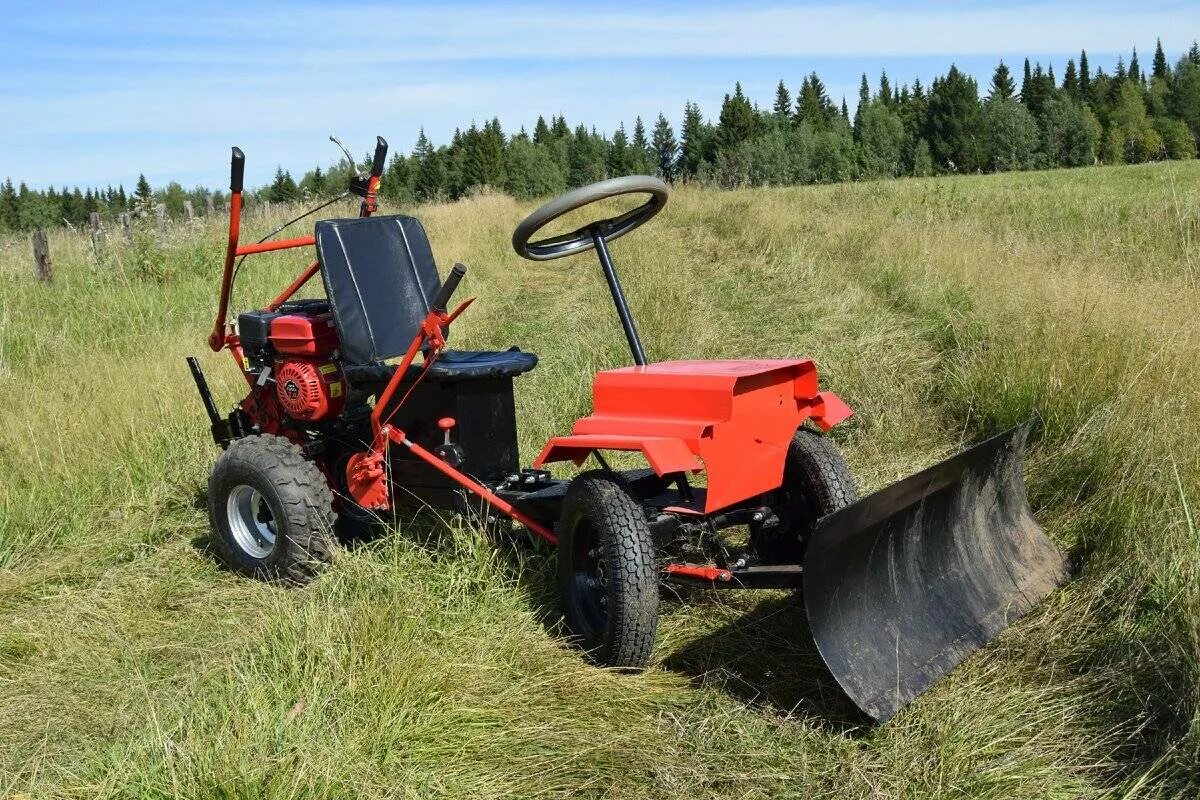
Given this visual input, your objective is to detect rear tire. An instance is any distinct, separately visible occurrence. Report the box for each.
[207,434,336,584]
[556,471,658,670]
[755,428,858,564]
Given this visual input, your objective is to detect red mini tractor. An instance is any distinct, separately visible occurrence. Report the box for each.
[190,138,1066,722]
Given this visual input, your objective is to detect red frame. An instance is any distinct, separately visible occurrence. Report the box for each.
[203,150,853,570]
[204,168,559,544]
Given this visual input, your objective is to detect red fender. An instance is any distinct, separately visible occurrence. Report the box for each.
[534,359,852,513]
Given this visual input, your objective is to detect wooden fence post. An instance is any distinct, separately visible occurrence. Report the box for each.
[205,195,215,215]
[155,203,167,231]
[119,212,132,242]
[183,200,194,221]
[31,229,52,282]
[88,211,103,252]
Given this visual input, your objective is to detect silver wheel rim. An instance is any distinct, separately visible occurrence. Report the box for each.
[226,484,277,559]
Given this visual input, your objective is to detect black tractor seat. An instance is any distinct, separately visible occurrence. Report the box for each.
[343,348,538,387]
[312,213,538,387]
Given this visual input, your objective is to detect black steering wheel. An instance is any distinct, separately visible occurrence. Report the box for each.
[512,175,669,261]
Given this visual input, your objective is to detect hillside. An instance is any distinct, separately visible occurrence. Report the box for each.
[1,162,1198,798]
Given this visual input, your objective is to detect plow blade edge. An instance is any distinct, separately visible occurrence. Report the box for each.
[802,423,1066,722]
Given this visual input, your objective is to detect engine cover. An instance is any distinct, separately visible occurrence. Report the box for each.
[274,359,345,421]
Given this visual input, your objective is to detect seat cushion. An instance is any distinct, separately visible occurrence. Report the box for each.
[421,348,539,379]
[342,348,538,386]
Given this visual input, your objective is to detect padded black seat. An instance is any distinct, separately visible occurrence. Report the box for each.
[316,214,440,365]
[342,348,537,387]
[419,348,538,379]
[314,214,537,380]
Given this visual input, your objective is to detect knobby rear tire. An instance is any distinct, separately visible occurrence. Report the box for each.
[207,434,336,584]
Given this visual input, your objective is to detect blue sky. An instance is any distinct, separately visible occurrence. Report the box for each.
[1,1,1197,191]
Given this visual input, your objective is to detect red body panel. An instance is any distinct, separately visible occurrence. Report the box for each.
[269,312,339,356]
[534,359,853,513]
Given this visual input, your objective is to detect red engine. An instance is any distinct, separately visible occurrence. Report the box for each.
[235,305,348,423]
[274,358,345,421]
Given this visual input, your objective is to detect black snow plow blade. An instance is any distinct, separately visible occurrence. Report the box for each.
[802,423,1066,722]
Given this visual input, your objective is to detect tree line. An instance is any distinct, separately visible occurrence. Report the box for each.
[3,40,1199,232]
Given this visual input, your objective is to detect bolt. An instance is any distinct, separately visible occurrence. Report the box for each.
[752,512,764,522]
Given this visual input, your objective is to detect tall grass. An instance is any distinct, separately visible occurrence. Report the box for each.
[1,163,1197,798]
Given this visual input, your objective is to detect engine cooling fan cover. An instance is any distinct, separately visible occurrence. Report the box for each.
[274,359,345,421]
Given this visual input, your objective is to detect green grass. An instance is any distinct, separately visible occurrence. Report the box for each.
[1,162,1198,798]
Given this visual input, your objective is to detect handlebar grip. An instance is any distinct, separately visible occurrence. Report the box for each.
[431,263,467,312]
[371,136,388,177]
[230,147,245,193]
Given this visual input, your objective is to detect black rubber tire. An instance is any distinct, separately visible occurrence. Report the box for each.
[207,434,336,584]
[556,471,659,670]
[756,428,859,565]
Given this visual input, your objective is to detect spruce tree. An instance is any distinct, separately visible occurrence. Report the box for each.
[1167,55,1200,142]
[0,178,17,231]
[480,118,506,186]
[797,72,833,129]
[268,167,297,202]
[567,125,606,186]
[134,174,152,203]
[1063,59,1079,97]
[858,73,870,107]
[989,61,1016,101]
[651,113,678,180]
[413,129,445,202]
[773,80,791,119]
[678,101,707,178]
[924,65,984,172]
[1128,47,1140,85]
[716,82,757,152]
[631,116,651,173]
[533,115,551,144]
[879,70,891,105]
[607,123,630,176]
[309,165,328,197]
[1022,63,1053,118]
[1079,50,1091,97]
[1153,39,1169,80]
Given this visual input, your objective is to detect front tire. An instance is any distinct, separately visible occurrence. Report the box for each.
[207,434,336,584]
[556,471,658,670]
[755,428,858,564]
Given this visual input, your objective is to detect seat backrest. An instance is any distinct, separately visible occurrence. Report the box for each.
[315,215,442,365]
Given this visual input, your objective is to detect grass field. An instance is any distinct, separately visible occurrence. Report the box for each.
[1,162,1198,799]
